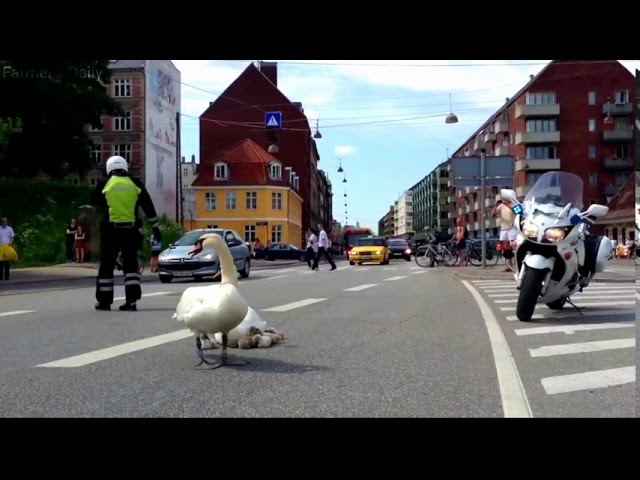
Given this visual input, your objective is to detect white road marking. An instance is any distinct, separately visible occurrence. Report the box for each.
[514,321,634,336]
[382,267,398,271]
[37,329,194,368]
[499,301,634,311]
[506,309,634,321]
[489,289,632,298]
[411,271,427,275]
[343,284,379,292]
[409,266,422,270]
[0,310,35,318]
[461,281,532,418]
[636,293,640,301]
[494,295,629,304]
[298,270,314,275]
[541,367,636,395]
[472,280,510,285]
[479,285,632,292]
[384,276,407,281]
[529,338,635,358]
[262,298,327,312]
[356,267,371,271]
[114,291,170,301]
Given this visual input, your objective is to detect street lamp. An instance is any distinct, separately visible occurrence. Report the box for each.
[342,173,347,183]
[445,93,459,124]
[337,158,344,173]
[313,120,323,139]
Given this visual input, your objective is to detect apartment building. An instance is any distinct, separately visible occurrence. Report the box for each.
[451,60,635,239]
[410,160,454,237]
[393,190,414,236]
[378,206,395,237]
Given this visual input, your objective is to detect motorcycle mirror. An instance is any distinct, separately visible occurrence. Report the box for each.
[500,189,518,202]
[582,203,609,218]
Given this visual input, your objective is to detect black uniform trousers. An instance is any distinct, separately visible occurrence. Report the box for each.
[312,247,336,269]
[0,260,9,280]
[96,225,143,305]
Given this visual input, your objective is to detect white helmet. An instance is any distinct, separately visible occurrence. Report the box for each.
[105,155,128,175]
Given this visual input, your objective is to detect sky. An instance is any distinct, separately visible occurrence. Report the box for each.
[172,60,638,231]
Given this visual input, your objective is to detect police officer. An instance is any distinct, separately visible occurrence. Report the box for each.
[91,155,162,311]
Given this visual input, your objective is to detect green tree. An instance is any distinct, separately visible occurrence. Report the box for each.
[0,117,22,161]
[0,60,123,177]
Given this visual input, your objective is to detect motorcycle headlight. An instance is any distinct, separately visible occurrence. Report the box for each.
[199,253,216,262]
[521,220,539,238]
[544,228,566,243]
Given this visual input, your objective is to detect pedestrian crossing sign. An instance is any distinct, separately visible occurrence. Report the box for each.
[265,111,282,129]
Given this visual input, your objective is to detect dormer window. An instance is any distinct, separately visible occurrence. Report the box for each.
[214,162,228,180]
[269,162,282,179]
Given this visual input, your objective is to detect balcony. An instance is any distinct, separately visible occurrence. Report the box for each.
[515,158,561,171]
[474,222,480,231]
[473,138,486,151]
[602,157,633,170]
[515,131,561,145]
[515,103,560,118]
[473,201,479,211]
[485,197,496,207]
[516,185,531,197]
[603,185,621,197]
[603,129,633,142]
[601,102,633,116]
[438,197,448,205]
[483,132,497,143]
[494,145,509,156]
[495,119,508,134]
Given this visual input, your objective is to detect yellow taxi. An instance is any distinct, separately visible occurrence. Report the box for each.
[348,236,390,265]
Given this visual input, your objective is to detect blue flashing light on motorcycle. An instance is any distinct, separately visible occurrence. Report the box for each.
[570,214,582,225]
[512,204,523,215]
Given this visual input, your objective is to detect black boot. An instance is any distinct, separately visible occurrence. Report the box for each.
[95,302,111,311]
[119,302,137,311]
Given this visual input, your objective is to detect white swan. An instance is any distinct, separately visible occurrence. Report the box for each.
[173,233,249,369]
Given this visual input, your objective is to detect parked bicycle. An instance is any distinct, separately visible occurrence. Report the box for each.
[464,238,500,267]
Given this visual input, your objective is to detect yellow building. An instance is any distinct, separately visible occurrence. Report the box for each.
[189,139,304,247]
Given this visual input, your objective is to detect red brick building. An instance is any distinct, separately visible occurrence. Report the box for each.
[197,61,333,243]
[452,60,635,238]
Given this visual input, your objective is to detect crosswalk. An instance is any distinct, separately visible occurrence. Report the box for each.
[470,279,636,398]
[255,264,426,278]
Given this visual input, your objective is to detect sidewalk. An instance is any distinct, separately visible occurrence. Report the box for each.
[5,258,305,286]
[451,258,634,281]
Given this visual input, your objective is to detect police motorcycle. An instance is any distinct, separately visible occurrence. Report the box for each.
[500,171,612,322]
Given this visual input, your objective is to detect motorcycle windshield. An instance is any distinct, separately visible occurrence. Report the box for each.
[524,171,584,210]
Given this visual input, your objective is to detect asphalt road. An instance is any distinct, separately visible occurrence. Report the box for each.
[0,260,506,418]
[459,262,635,418]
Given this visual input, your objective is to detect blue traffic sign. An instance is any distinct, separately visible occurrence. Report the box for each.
[265,111,282,129]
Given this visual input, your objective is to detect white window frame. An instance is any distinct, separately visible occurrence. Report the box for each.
[89,178,99,186]
[89,117,103,132]
[615,172,629,186]
[588,119,596,132]
[271,225,282,243]
[214,162,228,180]
[225,191,236,210]
[526,92,556,105]
[526,146,556,160]
[269,162,282,179]
[587,91,596,105]
[526,119,557,133]
[588,145,596,159]
[615,144,630,158]
[114,78,132,98]
[204,192,216,210]
[113,144,131,162]
[614,117,629,130]
[90,144,102,164]
[245,191,257,210]
[114,110,132,131]
[271,192,282,210]
[614,90,629,104]
[244,225,256,242]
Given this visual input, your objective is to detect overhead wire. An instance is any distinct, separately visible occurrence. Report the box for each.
[223,60,632,68]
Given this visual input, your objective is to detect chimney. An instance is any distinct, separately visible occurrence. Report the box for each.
[258,61,278,86]
[505,97,509,103]
[529,74,534,80]
[191,154,196,163]
[209,101,214,106]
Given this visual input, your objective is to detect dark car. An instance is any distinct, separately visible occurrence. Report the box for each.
[387,238,412,261]
[254,242,307,261]
[157,228,251,283]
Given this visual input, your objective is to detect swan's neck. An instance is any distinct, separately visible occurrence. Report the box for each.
[218,247,238,286]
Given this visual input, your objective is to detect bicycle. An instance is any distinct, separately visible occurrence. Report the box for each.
[414,240,458,268]
[464,239,500,267]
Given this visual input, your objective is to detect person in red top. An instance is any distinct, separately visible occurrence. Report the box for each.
[74,225,87,263]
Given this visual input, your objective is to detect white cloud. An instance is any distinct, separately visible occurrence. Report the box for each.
[334,145,356,156]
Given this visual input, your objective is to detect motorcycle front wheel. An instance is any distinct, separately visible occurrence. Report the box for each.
[516,267,546,322]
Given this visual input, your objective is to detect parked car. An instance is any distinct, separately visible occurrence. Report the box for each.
[387,238,412,261]
[157,228,251,283]
[254,242,307,261]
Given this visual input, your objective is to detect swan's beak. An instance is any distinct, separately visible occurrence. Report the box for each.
[189,241,204,256]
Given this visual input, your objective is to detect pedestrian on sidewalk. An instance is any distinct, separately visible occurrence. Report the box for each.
[74,225,87,263]
[306,227,318,268]
[149,233,162,272]
[453,218,468,267]
[65,219,78,262]
[491,199,517,271]
[312,223,336,271]
[0,217,17,280]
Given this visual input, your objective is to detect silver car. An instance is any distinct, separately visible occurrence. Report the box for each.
[157,228,251,283]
